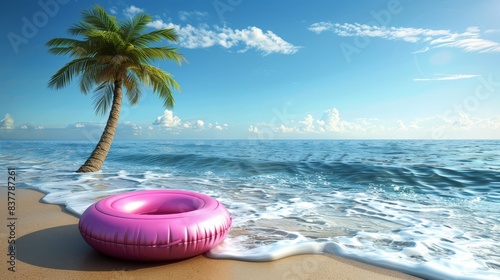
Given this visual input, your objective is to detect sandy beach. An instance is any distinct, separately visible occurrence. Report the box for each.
[1,188,421,280]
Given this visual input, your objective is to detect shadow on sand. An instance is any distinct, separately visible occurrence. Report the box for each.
[16,224,182,271]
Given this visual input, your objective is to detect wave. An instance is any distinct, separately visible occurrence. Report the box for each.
[105,148,500,202]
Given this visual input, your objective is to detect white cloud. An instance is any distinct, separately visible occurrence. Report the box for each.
[65,121,143,137]
[195,120,205,129]
[309,22,500,53]
[0,114,14,129]
[396,120,407,131]
[124,5,144,18]
[455,113,473,128]
[395,113,500,138]
[315,108,367,133]
[308,22,335,34]
[150,110,227,134]
[213,122,228,130]
[18,123,44,130]
[485,29,500,34]
[247,108,500,139]
[414,74,479,81]
[122,121,142,136]
[147,20,299,56]
[279,124,297,133]
[178,11,208,21]
[249,125,260,134]
[309,22,449,42]
[411,47,430,54]
[320,108,342,132]
[299,114,315,132]
[109,7,117,15]
[147,19,170,30]
[477,116,500,130]
[68,122,104,129]
[249,108,371,136]
[153,110,181,128]
[249,108,371,135]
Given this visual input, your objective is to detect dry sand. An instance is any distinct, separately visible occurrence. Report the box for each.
[1,188,421,280]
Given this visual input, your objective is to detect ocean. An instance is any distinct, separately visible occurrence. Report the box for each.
[1,140,499,279]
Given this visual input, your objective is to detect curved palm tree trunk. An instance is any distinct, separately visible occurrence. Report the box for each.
[77,80,123,173]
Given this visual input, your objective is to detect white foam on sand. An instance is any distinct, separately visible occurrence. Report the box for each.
[208,237,498,280]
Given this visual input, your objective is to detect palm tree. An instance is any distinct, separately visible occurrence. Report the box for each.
[47,5,185,173]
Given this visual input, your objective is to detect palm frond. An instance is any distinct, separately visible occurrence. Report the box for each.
[48,57,94,90]
[92,82,114,115]
[82,5,119,32]
[47,38,89,57]
[123,72,142,105]
[48,46,84,57]
[79,64,107,94]
[131,28,179,47]
[46,38,84,48]
[121,13,152,42]
[68,22,95,36]
[142,47,185,64]
[135,64,180,108]
[85,30,125,46]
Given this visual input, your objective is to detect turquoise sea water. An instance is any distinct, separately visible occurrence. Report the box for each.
[1,140,499,279]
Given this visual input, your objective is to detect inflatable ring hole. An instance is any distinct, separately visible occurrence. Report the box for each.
[111,193,204,215]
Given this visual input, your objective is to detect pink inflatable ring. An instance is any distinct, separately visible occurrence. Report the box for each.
[78,190,232,261]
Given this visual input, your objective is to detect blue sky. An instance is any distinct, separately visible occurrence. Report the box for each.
[1,0,500,140]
